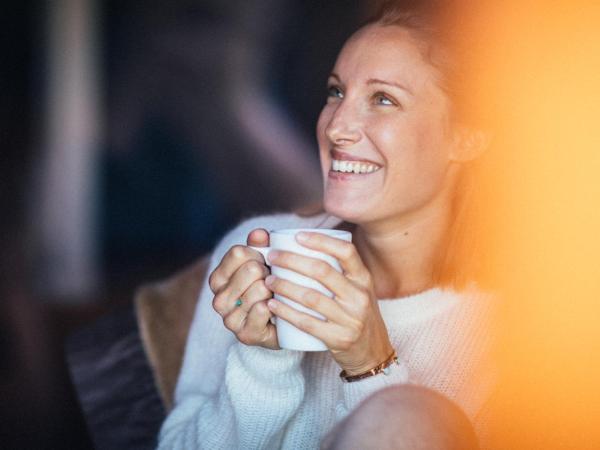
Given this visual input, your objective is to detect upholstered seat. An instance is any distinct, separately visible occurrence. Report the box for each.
[134,257,209,410]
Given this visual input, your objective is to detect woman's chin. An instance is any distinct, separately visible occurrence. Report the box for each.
[323,196,370,223]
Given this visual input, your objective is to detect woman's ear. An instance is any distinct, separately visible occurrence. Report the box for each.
[450,127,492,162]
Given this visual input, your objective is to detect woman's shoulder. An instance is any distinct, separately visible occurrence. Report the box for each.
[455,283,499,318]
[378,283,498,328]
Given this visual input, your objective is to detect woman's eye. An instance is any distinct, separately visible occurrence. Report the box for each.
[373,92,398,106]
[327,85,343,99]
[373,93,397,106]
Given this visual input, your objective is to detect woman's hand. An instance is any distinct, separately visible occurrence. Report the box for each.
[209,229,279,350]
[265,232,394,375]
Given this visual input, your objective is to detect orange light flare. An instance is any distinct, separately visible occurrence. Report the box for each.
[462,1,600,447]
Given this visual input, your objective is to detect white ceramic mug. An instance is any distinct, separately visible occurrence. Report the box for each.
[251,228,352,351]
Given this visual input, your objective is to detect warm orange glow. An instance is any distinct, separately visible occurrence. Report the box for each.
[465,1,600,447]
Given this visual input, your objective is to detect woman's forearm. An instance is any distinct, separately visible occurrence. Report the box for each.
[158,343,305,449]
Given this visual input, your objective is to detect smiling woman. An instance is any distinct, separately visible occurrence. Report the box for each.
[317,23,474,300]
[158,1,497,449]
[319,12,491,297]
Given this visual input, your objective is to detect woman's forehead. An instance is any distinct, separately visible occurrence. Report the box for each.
[332,24,438,89]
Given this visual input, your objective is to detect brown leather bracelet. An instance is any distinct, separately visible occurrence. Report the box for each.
[339,351,399,383]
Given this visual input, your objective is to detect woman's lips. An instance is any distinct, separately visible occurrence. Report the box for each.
[331,149,381,164]
[328,170,365,181]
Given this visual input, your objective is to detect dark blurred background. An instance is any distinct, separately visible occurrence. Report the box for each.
[1,0,364,447]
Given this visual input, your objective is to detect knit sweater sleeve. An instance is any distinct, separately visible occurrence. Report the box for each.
[158,345,305,449]
[157,214,308,449]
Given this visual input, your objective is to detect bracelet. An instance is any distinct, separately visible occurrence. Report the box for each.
[339,351,399,383]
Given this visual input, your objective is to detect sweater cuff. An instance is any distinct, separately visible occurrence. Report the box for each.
[339,358,409,418]
[230,344,305,385]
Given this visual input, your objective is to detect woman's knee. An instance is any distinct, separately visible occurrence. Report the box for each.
[323,385,479,450]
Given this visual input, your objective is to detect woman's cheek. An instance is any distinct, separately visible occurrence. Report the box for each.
[317,110,333,175]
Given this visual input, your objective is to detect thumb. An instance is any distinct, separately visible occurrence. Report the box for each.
[247,228,270,248]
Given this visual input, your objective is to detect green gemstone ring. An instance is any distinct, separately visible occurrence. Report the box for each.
[235,299,243,307]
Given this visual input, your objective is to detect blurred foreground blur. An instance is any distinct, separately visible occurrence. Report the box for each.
[470,2,600,448]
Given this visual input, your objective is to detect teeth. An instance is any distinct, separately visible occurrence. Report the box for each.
[330,159,380,174]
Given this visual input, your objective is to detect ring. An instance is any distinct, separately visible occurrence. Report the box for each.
[235,299,243,307]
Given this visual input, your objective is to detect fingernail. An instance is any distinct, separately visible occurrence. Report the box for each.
[265,275,275,285]
[267,299,277,309]
[296,232,309,242]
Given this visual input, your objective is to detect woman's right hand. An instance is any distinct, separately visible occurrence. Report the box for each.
[209,228,279,349]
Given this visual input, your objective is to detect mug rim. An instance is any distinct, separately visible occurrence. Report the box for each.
[269,228,351,238]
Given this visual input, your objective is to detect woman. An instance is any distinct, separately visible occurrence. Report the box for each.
[159,1,495,448]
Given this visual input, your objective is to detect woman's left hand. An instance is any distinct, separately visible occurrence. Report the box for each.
[265,231,394,375]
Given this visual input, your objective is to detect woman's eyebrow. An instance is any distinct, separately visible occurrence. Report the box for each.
[367,78,414,96]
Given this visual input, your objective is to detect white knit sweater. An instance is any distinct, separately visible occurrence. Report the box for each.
[158,213,497,449]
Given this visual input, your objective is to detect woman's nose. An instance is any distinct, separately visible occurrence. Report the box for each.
[325,102,362,146]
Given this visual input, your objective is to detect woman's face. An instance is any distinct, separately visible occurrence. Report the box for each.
[317,24,459,226]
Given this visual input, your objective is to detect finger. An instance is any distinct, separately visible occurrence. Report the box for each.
[239,279,272,312]
[267,298,351,349]
[222,286,272,342]
[212,260,269,316]
[222,306,246,335]
[209,244,266,293]
[246,228,270,248]
[267,250,359,300]
[296,232,369,284]
[265,275,354,326]
[240,300,278,348]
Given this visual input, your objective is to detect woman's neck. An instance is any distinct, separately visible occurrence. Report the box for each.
[351,200,452,299]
